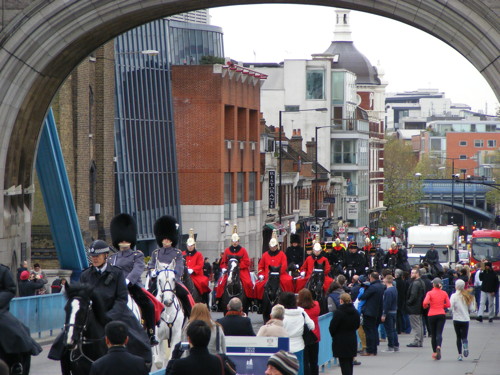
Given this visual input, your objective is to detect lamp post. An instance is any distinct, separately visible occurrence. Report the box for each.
[432,156,459,224]
[278,107,328,227]
[314,124,339,224]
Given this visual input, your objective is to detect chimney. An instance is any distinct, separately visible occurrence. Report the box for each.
[289,129,303,152]
[306,138,316,161]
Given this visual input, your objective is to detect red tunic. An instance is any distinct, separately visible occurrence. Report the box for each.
[215,246,254,299]
[254,250,294,299]
[295,254,333,293]
[183,250,211,294]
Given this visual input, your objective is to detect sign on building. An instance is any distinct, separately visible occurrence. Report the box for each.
[299,199,310,217]
[268,170,276,209]
[347,202,358,221]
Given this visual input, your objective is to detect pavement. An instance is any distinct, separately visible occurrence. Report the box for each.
[322,317,498,375]
[30,314,498,375]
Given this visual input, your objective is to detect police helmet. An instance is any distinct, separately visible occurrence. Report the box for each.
[89,240,111,255]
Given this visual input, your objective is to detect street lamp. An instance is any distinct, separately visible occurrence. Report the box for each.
[431,156,460,224]
[314,124,340,224]
[278,107,328,227]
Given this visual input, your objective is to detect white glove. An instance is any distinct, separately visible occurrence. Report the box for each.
[221,268,227,274]
[258,275,264,280]
[125,278,130,285]
[150,270,157,278]
[300,271,306,277]
[188,269,193,275]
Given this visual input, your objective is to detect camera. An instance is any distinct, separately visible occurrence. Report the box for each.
[179,342,189,351]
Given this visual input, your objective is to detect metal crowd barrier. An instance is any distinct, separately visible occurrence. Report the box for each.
[10,293,66,338]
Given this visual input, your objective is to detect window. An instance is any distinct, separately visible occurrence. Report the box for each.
[332,140,356,164]
[306,70,324,100]
[237,172,244,218]
[249,172,256,216]
[459,141,467,146]
[459,155,467,160]
[224,173,231,220]
[474,140,484,147]
[487,140,496,148]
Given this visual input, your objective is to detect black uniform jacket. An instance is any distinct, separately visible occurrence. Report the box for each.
[89,346,148,375]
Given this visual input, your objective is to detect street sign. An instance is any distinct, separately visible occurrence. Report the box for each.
[338,227,345,233]
[268,171,276,209]
[362,227,370,235]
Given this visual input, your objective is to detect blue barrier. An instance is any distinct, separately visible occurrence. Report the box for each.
[318,312,336,371]
[10,293,66,338]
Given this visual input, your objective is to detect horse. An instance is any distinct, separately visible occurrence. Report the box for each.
[182,265,202,304]
[305,261,327,314]
[262,265,282,324]
[60,284,108,375]
[152,260,185,368]
[220,256,248,314]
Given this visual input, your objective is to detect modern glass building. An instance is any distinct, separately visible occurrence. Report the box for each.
[114,18,224,251]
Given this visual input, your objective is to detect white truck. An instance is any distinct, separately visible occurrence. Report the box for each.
[407,224,459,267]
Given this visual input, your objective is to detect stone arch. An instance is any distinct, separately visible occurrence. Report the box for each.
[0,0,498,264]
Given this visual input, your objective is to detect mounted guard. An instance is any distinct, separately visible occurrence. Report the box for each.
[296,238,334,293]
[182,228,211,304]
[147,215,193,318]
[254,230,294,312]
[215,225,255,307]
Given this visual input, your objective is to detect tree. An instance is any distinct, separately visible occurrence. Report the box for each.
[200,55,226,65]
[485,149,500,208]
[381,137,422,229]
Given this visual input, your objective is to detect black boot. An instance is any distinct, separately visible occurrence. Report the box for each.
[148,329,159,346]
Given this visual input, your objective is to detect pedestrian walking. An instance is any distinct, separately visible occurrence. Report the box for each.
[422,278,450,360]
[329,293,360,375]
[450,279,476,361]
[406,267,426,347]
[477,261,499,323]
[381,274,399,352]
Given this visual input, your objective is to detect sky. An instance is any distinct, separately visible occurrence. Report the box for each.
[210,4,498,115]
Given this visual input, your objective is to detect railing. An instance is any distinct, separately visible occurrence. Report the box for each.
[10,293,66,338]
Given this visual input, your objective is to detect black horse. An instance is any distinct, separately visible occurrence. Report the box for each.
[262,265,282,324]
[182,265,202,304]
[305,262,327,314]
[60,284,108,375]
[220,257,248,314]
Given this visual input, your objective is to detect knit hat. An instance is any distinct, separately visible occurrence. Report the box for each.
[455,279,465,290]
[267,351,299,375]
[20,270,30,280]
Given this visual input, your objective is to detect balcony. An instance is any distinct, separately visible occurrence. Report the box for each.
[330,118,369,132]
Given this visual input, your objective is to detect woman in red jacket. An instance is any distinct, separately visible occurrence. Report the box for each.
[298,288,320,375]
[423,277,451,360]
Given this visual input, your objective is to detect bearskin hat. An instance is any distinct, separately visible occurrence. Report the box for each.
[290,234,300,244]
[110,213,137,249]
[154,215,179,247]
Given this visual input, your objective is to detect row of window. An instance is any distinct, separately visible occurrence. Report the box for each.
[224,172,257,220]
[459,140,497,147]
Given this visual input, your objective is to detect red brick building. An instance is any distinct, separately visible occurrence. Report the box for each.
[172,64,265,260]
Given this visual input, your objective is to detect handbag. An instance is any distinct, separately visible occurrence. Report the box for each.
[216,324,237,375]
[302,312,317,346]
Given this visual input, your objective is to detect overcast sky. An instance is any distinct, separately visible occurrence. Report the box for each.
[210,4,498,115]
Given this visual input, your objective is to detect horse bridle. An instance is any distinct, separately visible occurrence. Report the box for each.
[64,297,103,364]
[155,267,182,347]
[226,259,242,298]
[264,271,281,303]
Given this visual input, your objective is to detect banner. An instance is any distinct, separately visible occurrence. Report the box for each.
[269,170,276,209]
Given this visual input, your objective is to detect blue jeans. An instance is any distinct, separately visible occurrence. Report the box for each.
[294,349,304,375]
[384,313,399,348]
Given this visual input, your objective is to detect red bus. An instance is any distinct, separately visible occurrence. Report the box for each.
[470,229,500,273]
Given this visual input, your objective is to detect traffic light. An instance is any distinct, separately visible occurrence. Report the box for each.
[459,225,466,236]
[390,226,396,236]
[471,224,476,231]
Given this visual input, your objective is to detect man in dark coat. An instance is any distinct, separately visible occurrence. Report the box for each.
[423,244,443,275]
[285,234,304,268]
[343,242,366,276]
[18,271,46,297]
[216,297,255,336]
[477,261,500,322]
[359,272,385,356]
[90,321,148,375]
[406,267,426,347]
[169,320,223,375]
[0,264,42,373]
[329,293,360,375]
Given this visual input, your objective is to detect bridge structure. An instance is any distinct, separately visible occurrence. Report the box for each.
[0,1,498,269]
[421,179,496,221]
